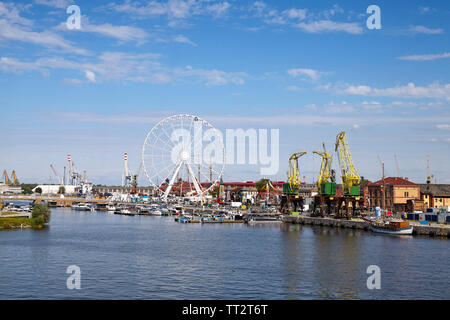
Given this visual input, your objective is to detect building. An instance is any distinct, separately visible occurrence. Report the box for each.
[0,183,22,194]
[368,177,420,212]
[419,184,450,209]
[93,185,156,195]
[32,185,78,195]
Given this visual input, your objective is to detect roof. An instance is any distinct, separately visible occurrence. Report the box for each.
[419,184,450,196]
[369,177,417,186]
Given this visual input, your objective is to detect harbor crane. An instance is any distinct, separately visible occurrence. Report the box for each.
[312,143,336,217]
[313,143,335,192]
[334,131,362,219]
[2,170,11,185]
[288,151,308,193]
[122,153,144,193]
[335,131,361,196]
[50,164,63,185]
[67,155,83,186]
[280,151,307,215]
[2,170,19,185]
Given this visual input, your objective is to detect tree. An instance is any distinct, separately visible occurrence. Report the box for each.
[20,184,38,195]
[210,185,220,198]
[58,186,66,194]
[35,187,43,195]
[32,204,51,223]
[255,178,271,192]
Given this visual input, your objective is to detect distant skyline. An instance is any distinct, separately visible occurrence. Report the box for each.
[1,0,449,185]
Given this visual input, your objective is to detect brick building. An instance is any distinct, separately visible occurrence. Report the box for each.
[368,177,420,212]
[419,184,450,209]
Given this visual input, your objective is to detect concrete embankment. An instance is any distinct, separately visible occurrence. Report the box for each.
[282,215,450,238]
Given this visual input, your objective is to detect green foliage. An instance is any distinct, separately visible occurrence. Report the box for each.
[31,216,45,227]
[210,185,220,198]
[35,187,43,194]
[20,184,38,195]
[32,204,51,223]
[255,178,271,192]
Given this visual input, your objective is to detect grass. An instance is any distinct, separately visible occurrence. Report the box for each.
[0,216,45,230]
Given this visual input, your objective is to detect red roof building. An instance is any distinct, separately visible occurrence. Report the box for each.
[368,177,420,212]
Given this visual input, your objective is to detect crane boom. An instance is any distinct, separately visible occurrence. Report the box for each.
[288,151,307,192]
[10,170,19,185]
[313,142,333,187]
[50,164,63,185]
[335,131,360,196]
[394,154,401,177]
[2,170,11,185]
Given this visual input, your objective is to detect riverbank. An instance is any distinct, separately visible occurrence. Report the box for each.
[0,212,45,230]
[283,215,450,238]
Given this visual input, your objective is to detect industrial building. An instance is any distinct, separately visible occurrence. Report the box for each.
[0,183,22,194]
[368,177,421,212]
[32,185,78,195]
[419,184,450,209]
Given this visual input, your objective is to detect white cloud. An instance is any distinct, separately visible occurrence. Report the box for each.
[341,83,450,101]
[55,16,149,42]
[173,34,196,46]
[287,68,322,80]
[110,0,230,21]
[409,25,443,34]
[0,18,89,55]
[282,8,307,20]
[436,124,450,130]
[296,20,363,34]
[0,53,246,86]
[0,2,33,25]
[397,52,450,61]
[85,70,96,83]
[175,65,247,86]
[34,0,73,9]
[206,2,231,17]
[285,85,301,92]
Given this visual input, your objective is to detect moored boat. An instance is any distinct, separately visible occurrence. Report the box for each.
[368,219,413,235]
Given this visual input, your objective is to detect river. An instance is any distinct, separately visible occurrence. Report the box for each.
[0,208,449,299]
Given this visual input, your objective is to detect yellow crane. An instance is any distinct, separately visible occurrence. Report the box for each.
[288,151,307,193]
[10,170,19,185]
[335,131,360,196]
[313,142,333,189]
[2,170,11,185]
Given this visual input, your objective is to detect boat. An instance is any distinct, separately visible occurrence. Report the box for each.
[368,218,413,235]
[72,203,92,211]
[151,210,162,216]
[245,214,282,224]
[106,204,116,213]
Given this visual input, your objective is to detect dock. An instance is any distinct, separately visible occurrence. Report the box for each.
[283,215,450,238]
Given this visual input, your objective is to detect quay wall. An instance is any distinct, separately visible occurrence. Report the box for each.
[282,215,450,238]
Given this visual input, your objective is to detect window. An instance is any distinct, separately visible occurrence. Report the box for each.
[404,192,409,197]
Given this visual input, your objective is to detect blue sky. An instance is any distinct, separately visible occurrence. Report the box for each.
[0,0,449,185]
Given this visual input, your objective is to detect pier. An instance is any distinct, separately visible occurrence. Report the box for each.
[283,215,450,238]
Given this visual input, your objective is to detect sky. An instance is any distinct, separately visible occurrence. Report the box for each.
[0,0,449,186]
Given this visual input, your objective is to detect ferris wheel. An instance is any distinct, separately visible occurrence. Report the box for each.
[142,114,225,201]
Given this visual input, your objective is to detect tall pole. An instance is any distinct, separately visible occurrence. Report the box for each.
[382,162,385,216]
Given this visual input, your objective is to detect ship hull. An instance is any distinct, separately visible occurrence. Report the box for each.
[369,224,413,235]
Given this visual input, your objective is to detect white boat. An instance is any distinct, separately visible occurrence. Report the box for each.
[106,204,116,212]
[369,219,413,235]
[152,210,162,216]
[72,203,91,211]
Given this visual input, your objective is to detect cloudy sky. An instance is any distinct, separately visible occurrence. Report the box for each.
[0,0,449,185]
